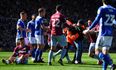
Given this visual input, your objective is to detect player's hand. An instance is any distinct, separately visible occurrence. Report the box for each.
[26,29,31,32]
[83,29,90,35]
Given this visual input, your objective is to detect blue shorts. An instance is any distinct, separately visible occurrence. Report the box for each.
[51,35,67,47]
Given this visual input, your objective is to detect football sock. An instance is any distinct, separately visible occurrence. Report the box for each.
[39,49,43,61]
[35,48,39,61]
[102,61,108,70]
[48,50,53,63]
[104,54,113,65]
[53,49,62,57]
[32,48,36,58]
[98,52,109,70]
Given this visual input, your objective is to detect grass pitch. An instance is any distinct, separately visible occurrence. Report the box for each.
[0,52,116,70]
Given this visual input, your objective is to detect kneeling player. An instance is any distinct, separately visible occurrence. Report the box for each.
[2,38,30,64]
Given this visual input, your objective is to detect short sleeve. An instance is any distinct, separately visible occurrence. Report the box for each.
[17,20,22,26]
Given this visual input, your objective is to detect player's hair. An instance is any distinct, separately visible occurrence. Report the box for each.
[18,37,24,42]
[56,5,63,11]
[20,11,26,16]
[32,14,36,16]
[31,14,36,18]
[102,0,111,5]
[38,8,45,13]
[78,19,85,25]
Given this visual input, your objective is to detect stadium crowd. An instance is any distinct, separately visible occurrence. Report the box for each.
[0,0,100,51]
[0,0,116,51]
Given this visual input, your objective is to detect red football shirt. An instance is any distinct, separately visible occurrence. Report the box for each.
[49,11,66,35]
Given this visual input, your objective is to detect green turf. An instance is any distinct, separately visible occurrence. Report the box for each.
[0,52,116,70]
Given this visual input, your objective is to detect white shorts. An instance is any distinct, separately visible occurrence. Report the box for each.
[16,37,30,46]
[28,37,37,44]
[35,35,44,45]
[95,36,113,50]
[51,35,67,47]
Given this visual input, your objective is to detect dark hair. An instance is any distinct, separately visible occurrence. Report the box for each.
[18,37,24,42]
[20,11,26,15]
[38,8,45,13]
[56,5,63,11]
[78,19,85,25]
[102,0,112,5]
[32,14,36,16]
[31,14,36,17]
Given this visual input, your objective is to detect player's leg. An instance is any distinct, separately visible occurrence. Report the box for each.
[16,54,28,64]
[34,35,44,62]
[2,48,19,64]
[95,36,115,70]
[37,35,44,62]
[34,48,39,62]
[2,57,16,64]
[39,35,45,62]
[58,35,67,65]
[29,37,36,61]
[102,48,115,70]
[52,43,71,63]
[53,49,62,62]
[38,44,44,62]
[88,43,102,64]
[34,35,40,62]
[2,54,16,64]
[48,35,57,65]
[58,48,67,65]
[88,43,96,57]
[95,36,107,70]
[15,54,24,64]
[54,46,71,63]
[31,44,36,61]
[21,54,29,64]
[102,47,112,70]
[53,43,71,63]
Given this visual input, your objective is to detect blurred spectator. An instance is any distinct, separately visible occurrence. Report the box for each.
[0,0,116,51]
